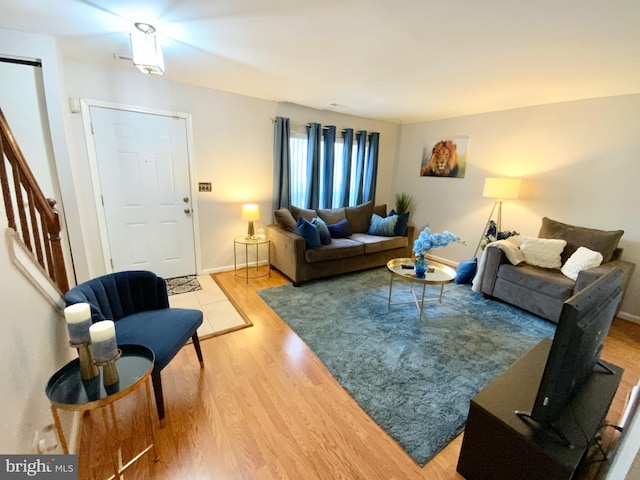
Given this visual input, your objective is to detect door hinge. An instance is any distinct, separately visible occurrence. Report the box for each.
[90,122,94,135]
[101,195,104,206]
[110,259,113,269]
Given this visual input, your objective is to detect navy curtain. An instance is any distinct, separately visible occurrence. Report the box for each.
[338,128,354,207]
[362,132,379,204]
[354,131,367,205]
[272,117,291,211]
[306,123,322,209]
[321,126,336,209]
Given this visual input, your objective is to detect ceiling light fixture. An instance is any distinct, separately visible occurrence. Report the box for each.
[130,22,164,75]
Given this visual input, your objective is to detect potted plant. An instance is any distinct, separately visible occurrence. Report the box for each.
[395,192,412,215]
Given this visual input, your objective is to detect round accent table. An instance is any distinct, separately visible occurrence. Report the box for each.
[46,344,158,479]
[233,236,271,283]
[386,257,456,321]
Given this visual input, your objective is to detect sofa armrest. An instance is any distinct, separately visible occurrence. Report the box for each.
[266,224,307,281]
[479,246,509,295]
[575,259,636,296]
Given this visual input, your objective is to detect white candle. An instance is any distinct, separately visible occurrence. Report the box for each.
[89,320,118,362]
[64,303,92,344]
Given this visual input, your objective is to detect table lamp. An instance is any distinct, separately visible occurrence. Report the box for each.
[242,204,260,238]
[475,177,521,256]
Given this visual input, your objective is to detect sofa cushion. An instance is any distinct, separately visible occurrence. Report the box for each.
[520,236,566,269]
[294,216,321,250]
[373,204,387,217]
[345,201,374,233]
[368,214,398,236]
[498,263,575,299]
[538,217,624,264]
[350,233,407,254]
[561,246,603,281]
[312,216,332,245]
[274,208,297,231]
[318,207,346,225]
[305,238,365,263]
[291,205,317,222]
[328,218,352,238]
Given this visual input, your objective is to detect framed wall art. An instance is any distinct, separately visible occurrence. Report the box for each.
[419,137,469,178]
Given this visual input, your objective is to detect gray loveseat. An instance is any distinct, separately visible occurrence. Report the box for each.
[267,202,414,285]
[477,217,635,323]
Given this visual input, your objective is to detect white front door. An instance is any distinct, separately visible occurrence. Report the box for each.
[89,106,196,278]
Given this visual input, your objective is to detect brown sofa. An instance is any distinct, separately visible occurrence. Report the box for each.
[476,217,635,323]
[267,202,414,285]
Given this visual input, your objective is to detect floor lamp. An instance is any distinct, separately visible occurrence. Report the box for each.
[474,178,521,257]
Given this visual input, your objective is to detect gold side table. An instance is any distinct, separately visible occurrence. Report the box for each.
[386,257,456,321]
[46,344,158,480]
[233,236,271,283]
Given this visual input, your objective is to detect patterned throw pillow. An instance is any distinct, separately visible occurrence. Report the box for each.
[520,237,567,269]
[368,214,398,237]
[561,246,603,281]
[312,217,332,245]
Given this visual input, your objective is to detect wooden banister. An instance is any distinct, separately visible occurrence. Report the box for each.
[0,107,69,293]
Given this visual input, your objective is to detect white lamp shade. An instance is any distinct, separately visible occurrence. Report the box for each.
[130,31,165,75]
[241,204,260,221]
[483,178,521,200]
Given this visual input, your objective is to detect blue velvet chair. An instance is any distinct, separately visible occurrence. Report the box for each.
[64,270,204,421]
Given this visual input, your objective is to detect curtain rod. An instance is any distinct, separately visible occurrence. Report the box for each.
[269,117,371,133]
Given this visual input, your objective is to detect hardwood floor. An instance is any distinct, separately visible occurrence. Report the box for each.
[77,269,640,479]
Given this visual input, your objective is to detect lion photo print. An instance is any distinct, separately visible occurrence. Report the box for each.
[419,137,469,178]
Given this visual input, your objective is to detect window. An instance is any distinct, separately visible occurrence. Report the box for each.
[289,130,368,209]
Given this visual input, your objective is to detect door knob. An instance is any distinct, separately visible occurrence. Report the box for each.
[183,197,189,203]
[184,208,191,214]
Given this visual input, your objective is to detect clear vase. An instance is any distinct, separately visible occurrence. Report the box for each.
[414,254,428,278]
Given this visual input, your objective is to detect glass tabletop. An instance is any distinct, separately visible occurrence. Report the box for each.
[387,257,456,284]
[46,344,154,409]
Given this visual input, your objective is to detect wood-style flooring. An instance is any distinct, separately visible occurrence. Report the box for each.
[77,268,640,479]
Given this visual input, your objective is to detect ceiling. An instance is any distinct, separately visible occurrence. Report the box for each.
[1,0,639,124]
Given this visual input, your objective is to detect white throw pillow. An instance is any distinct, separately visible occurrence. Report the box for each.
[520,236,567,269]
[561,246,604,281]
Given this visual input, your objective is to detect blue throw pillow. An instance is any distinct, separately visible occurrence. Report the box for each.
[455,258,478,284]
[389,209,410,236]
[368,214,398,236]
[294,216,321,249]
[328,218,352,239]
[312,217,332,245]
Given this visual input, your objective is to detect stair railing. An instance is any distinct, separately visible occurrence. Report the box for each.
[0,107,69,293]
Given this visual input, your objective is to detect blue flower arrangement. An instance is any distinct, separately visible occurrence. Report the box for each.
[413,227,464,256]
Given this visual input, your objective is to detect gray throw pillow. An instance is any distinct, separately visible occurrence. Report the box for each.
[290,205,317,222]
[538,217,624,264]
[345,201,374,233]
[274,208,297,232]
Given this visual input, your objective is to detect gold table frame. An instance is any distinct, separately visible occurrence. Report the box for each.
[46,344,158,480]
[386,257,456,321]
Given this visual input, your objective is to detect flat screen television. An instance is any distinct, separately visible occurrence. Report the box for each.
[516,268,624,444]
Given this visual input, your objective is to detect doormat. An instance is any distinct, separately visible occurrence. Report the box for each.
[166,275,203,296]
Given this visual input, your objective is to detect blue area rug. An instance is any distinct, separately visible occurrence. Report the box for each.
[258,267,556,466]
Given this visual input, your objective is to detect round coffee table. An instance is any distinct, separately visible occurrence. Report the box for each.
[386,257,456,320]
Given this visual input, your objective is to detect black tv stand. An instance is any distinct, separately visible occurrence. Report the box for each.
[457,338,622,480]
[514,410,575,450]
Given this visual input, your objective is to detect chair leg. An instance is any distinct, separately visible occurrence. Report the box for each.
[151,371,165,424]
[191,332,205,368]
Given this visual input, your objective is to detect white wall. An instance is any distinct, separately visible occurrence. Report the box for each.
[0,222,74,453]
[0,27,78,454]
[62,61,398,280]
[394,94,640,319]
